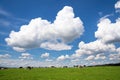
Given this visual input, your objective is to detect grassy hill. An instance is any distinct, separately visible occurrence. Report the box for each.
[0,66,120,80]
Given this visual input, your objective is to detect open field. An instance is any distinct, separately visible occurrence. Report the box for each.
[0,66,120,80]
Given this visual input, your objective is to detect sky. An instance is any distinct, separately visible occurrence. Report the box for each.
[0,0,120,67]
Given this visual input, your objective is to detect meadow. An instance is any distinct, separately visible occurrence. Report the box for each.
[0,66,120,80]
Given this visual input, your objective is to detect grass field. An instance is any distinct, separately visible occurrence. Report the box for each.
[0,66,120,80]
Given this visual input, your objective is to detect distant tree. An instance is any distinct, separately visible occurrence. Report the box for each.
[83,65,86,67]
[63,66,68,68]
[0,67,7,70]
[73,65,79,68]
[19,67,23,69]
[27,66,32,70]
[51,66,56,68]
[79,65,83,68]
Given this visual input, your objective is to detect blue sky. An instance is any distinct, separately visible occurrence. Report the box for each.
[0,0,120,67]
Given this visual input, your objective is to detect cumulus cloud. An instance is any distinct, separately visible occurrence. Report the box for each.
[109,53,120,60]
[40,42,72,51]
[5,6,84,51]
[54,6,84,42]
[13,47,25,52]
[0,58,73,67]
[41,53,49,58]
[57,55,69,61]
[95,54,106,60]
[85,55,95,60]
[73,40,116,58]
[115,0,120,9]
[19,53,33,60]
[95,18,120,43]
[45,59,53,62]
[71,16,120,61]
[71,59,80,62]
[85,54,106,61]
[0,54,11,58]
[69,1,120,63]
[115,0,120,13]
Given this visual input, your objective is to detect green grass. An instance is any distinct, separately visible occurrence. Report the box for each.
[0,66,120,80]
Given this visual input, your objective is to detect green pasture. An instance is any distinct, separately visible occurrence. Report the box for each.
[0,66,120,80]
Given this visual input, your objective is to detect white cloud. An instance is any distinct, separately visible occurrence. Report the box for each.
[84,53,106,61]
[115,0,120,9]
[0,58,73,67]
[13,47,25,52]
[71,53,82,59]
[19,53,33,60]
[54,6,84,42]
[71,59,80,62]
[0,54,11,58]
[45,59,53,62]
[85,55,95,60]
[5,6,84,51]
[95,54,106,60]
[40,42,72,51]
[57,55,69,61]
[71,12,120,62]
[0,59,38,67]
[74,40,116,57]
[41,53,49,58]
[95,18,120,43]
[70,1,120,64]
[109,53,120,60]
